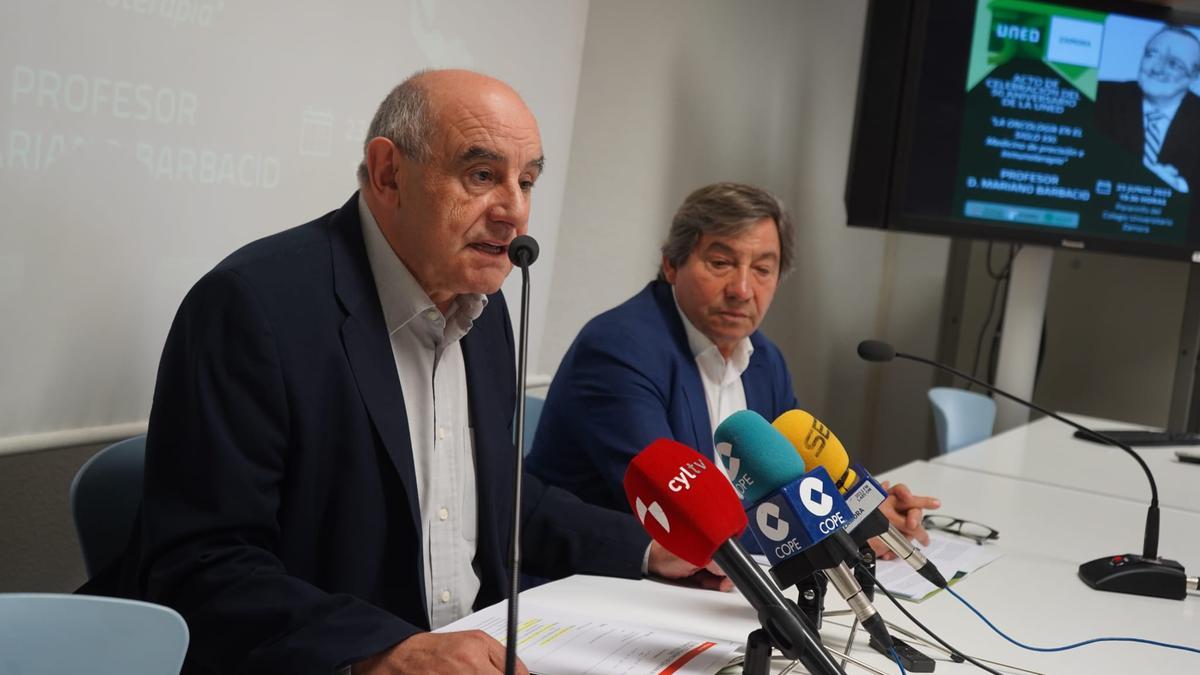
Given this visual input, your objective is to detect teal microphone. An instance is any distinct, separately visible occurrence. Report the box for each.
[713,410,808,503]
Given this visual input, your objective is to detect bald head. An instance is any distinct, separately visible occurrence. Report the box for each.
[1139,27,1200,105]
[411,68,527,105]
[357,69,539,185]
[358,69,545,311]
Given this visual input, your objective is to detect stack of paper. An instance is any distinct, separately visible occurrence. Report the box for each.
[873,530,1003,601]
[437,600,742,674]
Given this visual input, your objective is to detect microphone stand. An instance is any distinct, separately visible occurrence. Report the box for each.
[858,339,1193,600]
[505,236,539,675]
[712,543,846,675]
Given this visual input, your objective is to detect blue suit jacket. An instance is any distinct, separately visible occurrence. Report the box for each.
[128,195,650,674]
[527,280,799,512]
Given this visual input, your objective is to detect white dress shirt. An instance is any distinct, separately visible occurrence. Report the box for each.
[1144,94,1185,132]
[672,289,754,458]
[359,195,483,629]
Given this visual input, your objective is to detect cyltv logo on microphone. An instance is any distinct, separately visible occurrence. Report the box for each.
[622,438,749,568]
[635,498,670,533]
[666,458,710,492]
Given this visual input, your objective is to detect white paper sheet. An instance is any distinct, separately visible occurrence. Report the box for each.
[436,600,742,675]
[873,530,1003,601]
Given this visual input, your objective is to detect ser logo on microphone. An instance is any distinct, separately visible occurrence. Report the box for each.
[804,420,831,456]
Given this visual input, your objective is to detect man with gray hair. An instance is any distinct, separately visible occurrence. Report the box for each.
[120,70,726,675]
[1097,25,1200,193]
[527,182,937,549]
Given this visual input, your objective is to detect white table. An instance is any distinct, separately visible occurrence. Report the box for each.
[522,460,1200,674]
[933,414,1200,513]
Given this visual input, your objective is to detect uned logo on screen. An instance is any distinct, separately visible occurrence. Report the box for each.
[995,23,1040,45]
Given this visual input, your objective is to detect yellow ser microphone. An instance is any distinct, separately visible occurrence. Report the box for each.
[773,410,947,588]
[771,410,857,491]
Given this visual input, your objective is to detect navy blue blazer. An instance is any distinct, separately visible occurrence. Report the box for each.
[132,195,650,674]
[1095,80,1200,193]
[527,280,799,513]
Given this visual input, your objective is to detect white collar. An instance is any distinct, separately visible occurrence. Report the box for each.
[1144,93,1186,124]
[358,193,487,336]
[671,286,754,379]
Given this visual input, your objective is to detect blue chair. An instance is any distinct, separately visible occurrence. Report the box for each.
[928,387,997,454]
[518,394,545,456]
[70,435,146,578]
[0,593,188,674]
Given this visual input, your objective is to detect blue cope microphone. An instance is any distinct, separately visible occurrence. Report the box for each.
[713,411,893,651]
[772,410,947,589]
[714,411,860,569]
[748,465,855,566]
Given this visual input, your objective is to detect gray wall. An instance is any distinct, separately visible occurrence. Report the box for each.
[0,444,97,592]
[1036,250,1189,425]
[545,0,949,470]
[949,241,1189,429]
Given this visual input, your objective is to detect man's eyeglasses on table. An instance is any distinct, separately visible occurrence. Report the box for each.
[922,515,999,545]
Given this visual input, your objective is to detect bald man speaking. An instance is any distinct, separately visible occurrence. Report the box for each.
[111,70,723,675]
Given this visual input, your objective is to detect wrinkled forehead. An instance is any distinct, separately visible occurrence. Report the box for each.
[427,84,543,164]
[1148,30,1200,61]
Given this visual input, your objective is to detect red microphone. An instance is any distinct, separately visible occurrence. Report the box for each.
[623,439,845,675]
[622,438,746,566]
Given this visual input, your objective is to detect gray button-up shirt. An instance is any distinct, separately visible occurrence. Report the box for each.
[360,194,484,630]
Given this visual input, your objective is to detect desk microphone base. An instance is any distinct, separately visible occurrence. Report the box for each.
[1078,554,1187,600]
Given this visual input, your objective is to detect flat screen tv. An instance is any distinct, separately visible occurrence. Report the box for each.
[847,0,1200,262]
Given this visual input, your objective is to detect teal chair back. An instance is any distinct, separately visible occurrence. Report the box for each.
[520,394,545,456]
[70,435,146,578]
[0,593,188,674]
[928,387,997,454]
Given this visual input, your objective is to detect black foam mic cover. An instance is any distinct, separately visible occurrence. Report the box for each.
[508,235,539,267]
[856,340,895,363]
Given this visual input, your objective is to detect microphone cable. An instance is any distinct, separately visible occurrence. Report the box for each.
[856,565,1002,675]
[945,586,1200,657]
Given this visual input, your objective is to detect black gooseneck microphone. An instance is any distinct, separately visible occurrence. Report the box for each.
[857,339,1191,600]
[505,235,539,675]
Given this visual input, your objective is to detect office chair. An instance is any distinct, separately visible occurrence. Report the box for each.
[521,394,546,455]
[928,387,997,454]
[70,435,146,578]
[0,593,188,674]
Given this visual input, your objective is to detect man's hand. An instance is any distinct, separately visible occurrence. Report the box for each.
[352,630,527,675]
[646,541,734,591]
[1144,158,1190,193]
[870,482,940,560]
